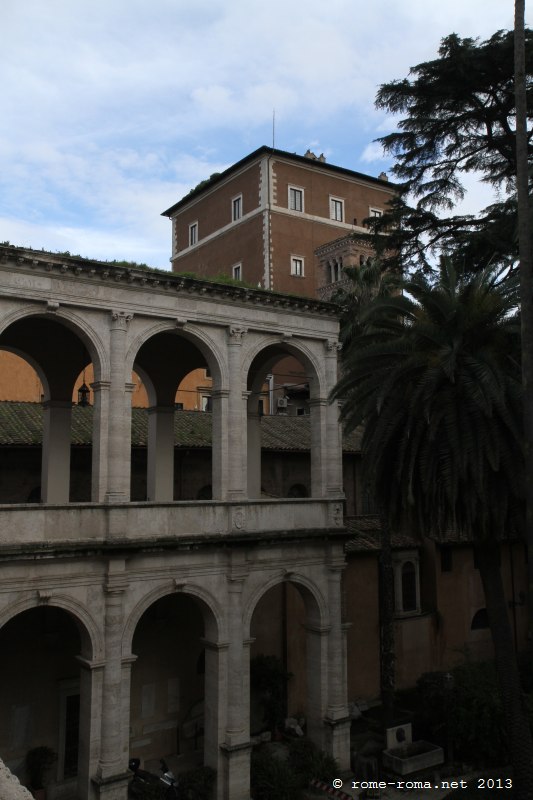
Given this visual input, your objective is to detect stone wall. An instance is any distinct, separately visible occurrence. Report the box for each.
[0,758,33,800]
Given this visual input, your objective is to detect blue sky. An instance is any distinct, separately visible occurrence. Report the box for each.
[1,0,522,269]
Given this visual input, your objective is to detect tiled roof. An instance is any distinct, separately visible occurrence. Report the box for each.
[0,402,362,452]
[344,516,421,552]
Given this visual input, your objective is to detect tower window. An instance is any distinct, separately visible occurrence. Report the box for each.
[189,222,198,246]
[330,197,344,222]
[289,186,304,212]
[291,257,304,277]
[232,195,242,221]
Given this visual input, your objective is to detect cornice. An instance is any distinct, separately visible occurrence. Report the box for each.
[0,245,339,318]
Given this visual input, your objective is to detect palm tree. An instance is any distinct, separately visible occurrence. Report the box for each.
[331,257,399,723]
[331,260,533,796]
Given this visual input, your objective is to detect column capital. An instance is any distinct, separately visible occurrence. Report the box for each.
[308,397,327,408]
[325,338,342,353]
[105,575,129,595]
[212,388,230,399]
[227,325,248,343]
[91,380,111,393]
[76,655,106,671]
[110,310,133,330]
[227,575,246,591]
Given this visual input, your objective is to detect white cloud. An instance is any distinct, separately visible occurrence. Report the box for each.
[0,0,519,260]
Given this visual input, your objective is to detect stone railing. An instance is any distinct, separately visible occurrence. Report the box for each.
[0,498,345,549]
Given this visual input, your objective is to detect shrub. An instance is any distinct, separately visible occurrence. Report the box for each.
[288,738,339,783]
[178,765,216,800]
[416,661,507,766]
[251,750,303,800]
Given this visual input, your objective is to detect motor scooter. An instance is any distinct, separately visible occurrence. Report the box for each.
[128,757,179,799]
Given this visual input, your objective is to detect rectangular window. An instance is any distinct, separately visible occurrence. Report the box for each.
[330,197,344,222]
[289,187,304,212]
[291,257,304,277]
[369,207,383,217]
[232,195,242,221]
[232,263,242,281]
[201,395,212,412]
[189,222,198,246]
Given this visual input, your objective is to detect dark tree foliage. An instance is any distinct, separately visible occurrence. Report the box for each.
[369,29,533,274]
[331,261,533,796]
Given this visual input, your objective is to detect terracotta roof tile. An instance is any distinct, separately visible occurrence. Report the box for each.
[0,402,361,452]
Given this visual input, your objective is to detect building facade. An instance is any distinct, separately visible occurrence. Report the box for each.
[162,146,395,298]
[0,246,350,800]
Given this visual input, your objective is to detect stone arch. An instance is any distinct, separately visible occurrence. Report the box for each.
[0,594,101,661]
[242,335,325,398]
[125,320,227,389]
[0,307,107,503]
[122,582,223,655]
[243,571,327,638]
[0,305,107,385]
[125,581,224,782]
[246,569,330,753]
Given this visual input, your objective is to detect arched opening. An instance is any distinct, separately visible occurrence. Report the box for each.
[130,331,217,502]
[249,579,324,747]
[129,592,218,778]
[0,316,99,504]
[247,345,320,499]
[0,606,92,799]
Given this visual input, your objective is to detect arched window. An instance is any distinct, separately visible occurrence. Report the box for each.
[393,550,420,616]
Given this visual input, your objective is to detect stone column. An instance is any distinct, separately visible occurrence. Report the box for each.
[211,389,229,499]
[202,637,227,800]
[324,561,350,770]
[226,327,247,500]
[105,312,132,503]
[246,393,261,498]
[309,340,343,499]
[146,405,175,501]
[309,397,327,498]
[324,339,343,495]
[76,656,104,800]
[41,400,72,503]
[91,381,110,503]
[304,622,328,750]
[94,563,129,800]
[220,574,251,800]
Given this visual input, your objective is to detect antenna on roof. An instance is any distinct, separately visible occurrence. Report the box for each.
[272,108,275,149]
